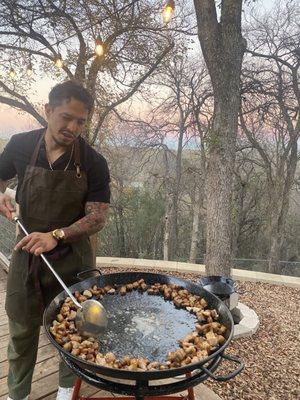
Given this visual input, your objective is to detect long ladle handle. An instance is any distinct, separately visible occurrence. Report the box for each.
[13,216,82,309]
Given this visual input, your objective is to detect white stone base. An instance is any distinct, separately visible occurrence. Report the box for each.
[195,384,222,399]
[96,257,300,288]
[232,302,260,339]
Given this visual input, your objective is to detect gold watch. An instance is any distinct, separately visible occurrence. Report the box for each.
[52,229,65,241]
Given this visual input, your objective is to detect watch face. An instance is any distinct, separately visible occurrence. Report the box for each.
[53,229,64,240]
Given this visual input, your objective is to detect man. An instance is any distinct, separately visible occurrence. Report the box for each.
[0,81,110,400]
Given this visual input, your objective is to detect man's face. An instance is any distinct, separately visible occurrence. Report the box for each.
[45,97,89,147]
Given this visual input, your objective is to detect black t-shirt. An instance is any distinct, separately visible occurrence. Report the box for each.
[0,128,110,204]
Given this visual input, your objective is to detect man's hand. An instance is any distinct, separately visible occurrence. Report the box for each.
[14,232,58,256]
[0,193,15,220]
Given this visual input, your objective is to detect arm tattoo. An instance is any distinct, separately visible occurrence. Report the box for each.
[62,202,109,242]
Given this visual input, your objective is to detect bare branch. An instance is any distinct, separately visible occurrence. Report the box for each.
[91,42,175,144]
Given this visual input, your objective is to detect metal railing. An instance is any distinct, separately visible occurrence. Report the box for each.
[195,257,300,277]
[0,216,15,260]
[0,188,17,268]
[0,188,299,277]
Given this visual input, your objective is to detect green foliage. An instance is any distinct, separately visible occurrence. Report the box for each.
[98,188,165,259]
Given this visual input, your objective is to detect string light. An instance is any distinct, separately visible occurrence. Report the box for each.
[26,62,33,77]
[5,1,174,79]
[95,37,105,57]
[55,54,63,68]
[162,0,175,23]
[9,68,16,79]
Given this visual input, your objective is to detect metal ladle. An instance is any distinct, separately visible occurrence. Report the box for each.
[13,216,108,337]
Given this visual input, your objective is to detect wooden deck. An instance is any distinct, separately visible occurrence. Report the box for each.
[0,267,219,400]
[0,267,116,400]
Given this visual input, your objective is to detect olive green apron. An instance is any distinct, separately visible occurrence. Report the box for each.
[5,132,93,325]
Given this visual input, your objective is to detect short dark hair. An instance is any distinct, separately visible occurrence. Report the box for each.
[48,80,94,112]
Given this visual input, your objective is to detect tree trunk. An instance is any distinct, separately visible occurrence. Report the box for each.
[268,190,289,274]
[162,147,178,261]
[205,120,235,276]
[153,221,162,259]
[89,234,98,266]
[117,206,126,257]
[267,143,297,274]
[163,220,169,261]
[172,122,185,258]
[193,0,245,277]
[268,218,282,274]
[163,192,173,260]
[189,186,202,263]
[231,180,245,258]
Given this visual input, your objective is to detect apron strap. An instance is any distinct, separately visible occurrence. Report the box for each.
[30,131,82,178]
[74,138,82,178]
[30,132,45,166]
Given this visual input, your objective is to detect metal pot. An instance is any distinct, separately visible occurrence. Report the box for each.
[199,276,239,310]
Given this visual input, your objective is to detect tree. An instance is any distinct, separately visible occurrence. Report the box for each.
[153,51,210,260]
[0,0,184,143]
[232,145,267,258]
[188,72,212,263]
[241,0,300,273]
[109,41,212,261]
[193,0,246,276]
[0,0,186,264]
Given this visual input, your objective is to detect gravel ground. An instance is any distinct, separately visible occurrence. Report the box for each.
[100,266,300,400]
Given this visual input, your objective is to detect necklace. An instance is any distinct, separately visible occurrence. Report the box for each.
[46,144,74,171]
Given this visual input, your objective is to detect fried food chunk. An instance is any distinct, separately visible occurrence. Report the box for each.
[50,280,227,371]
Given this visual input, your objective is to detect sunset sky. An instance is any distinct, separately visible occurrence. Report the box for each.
[0,78,53,138]
[0,0,275,139]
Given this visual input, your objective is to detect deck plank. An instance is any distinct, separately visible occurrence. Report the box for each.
[0,343,58,379]
[0,356,58,396]
[0,267,62,399]
[0,267,116,400]
[0,332,50,362]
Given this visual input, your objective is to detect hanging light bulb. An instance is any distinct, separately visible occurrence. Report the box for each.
[55,54,63,68]
[162,0,175,24]
[9,68,16,79]
[26,62,33,77]
[95,37,104,57]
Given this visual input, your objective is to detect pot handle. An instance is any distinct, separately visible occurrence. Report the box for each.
[199,353,244,381]
[233,281,247,295]
[77,268,102,280]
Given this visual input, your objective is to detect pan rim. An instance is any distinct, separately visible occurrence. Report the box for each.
[43,271,234,379]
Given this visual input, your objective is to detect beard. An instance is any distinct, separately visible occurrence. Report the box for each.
[53,130,77,148]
